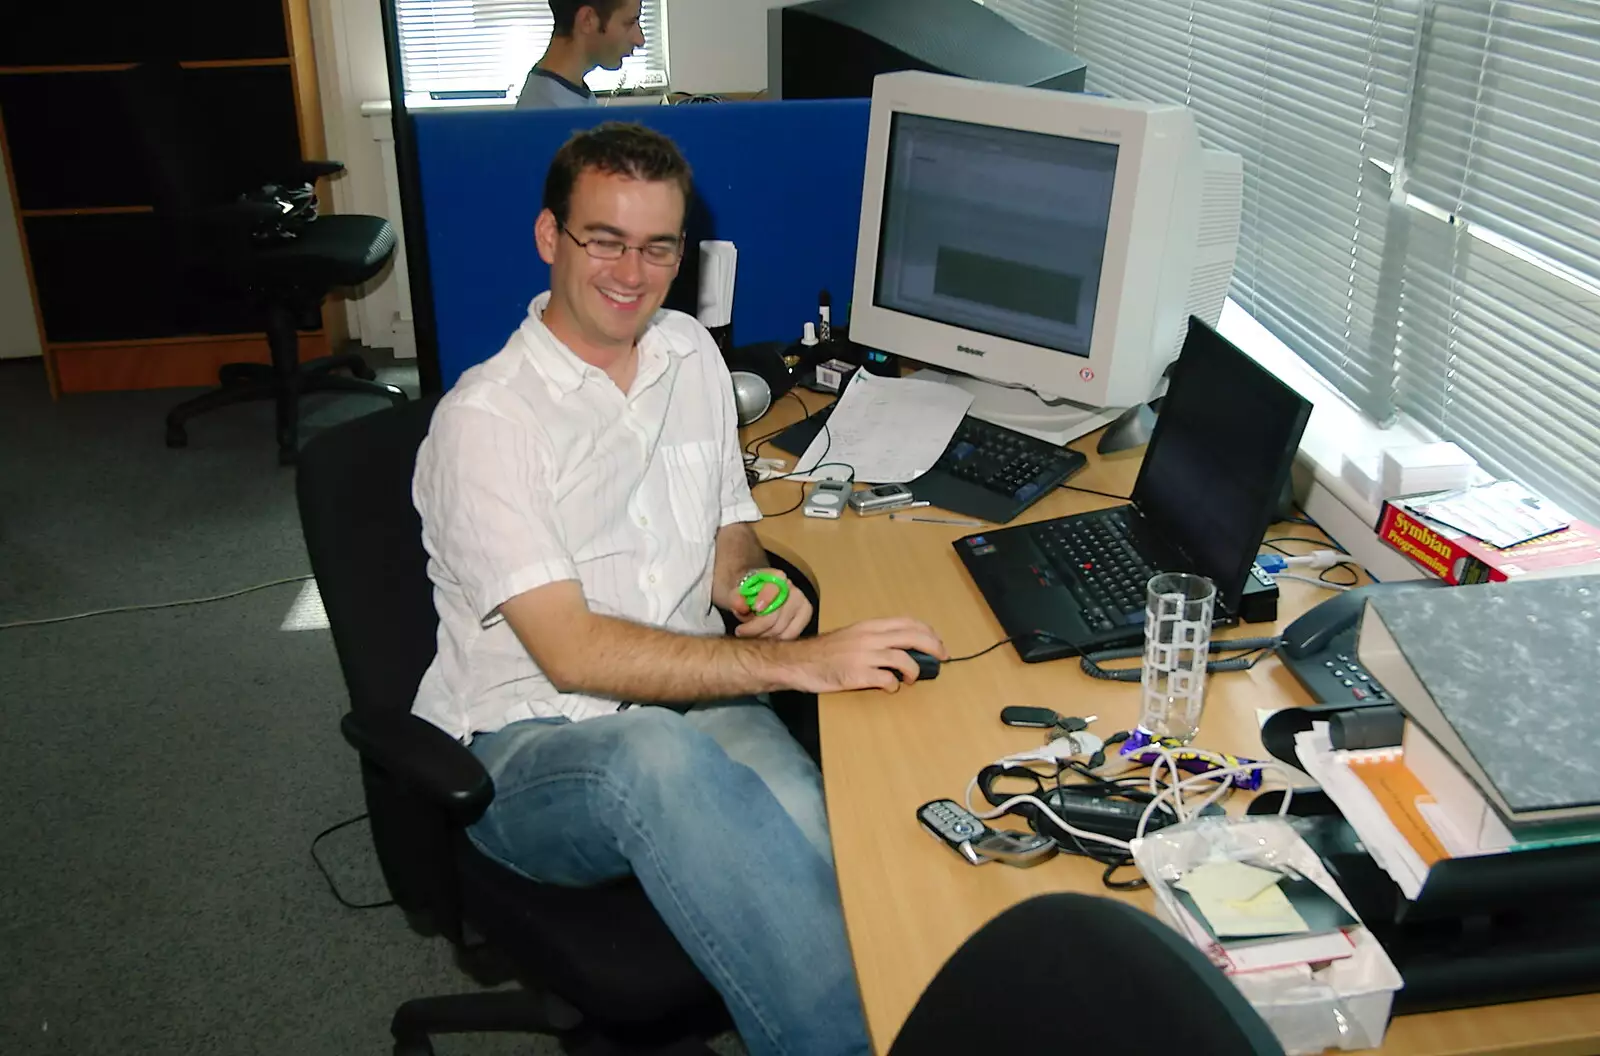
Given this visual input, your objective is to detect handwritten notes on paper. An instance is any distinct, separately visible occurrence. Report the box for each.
[793,371,975,483]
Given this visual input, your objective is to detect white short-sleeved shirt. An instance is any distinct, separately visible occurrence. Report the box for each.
[411,293,761,741]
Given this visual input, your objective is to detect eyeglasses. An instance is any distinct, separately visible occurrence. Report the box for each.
[559,224,684,266]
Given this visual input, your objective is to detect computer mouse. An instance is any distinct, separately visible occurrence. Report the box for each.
[889,649,941,682]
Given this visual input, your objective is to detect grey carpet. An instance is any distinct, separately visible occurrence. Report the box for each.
[0,353,603,1055]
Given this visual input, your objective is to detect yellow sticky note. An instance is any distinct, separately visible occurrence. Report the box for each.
[1174,860,1283,903]
[1194,883,1310,938]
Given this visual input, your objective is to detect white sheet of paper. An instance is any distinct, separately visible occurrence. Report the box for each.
[792,371,974,483]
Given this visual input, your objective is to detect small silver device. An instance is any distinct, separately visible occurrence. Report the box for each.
[802,479,852,519]
[847,482,915,516]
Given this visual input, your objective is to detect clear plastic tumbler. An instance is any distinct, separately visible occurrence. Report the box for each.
[1138,572,1217,743]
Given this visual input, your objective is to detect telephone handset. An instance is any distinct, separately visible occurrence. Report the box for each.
[1263,578,1446,765]
[1279,578,1444,703]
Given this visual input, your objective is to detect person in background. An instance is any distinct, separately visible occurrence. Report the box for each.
[516,0,645,108]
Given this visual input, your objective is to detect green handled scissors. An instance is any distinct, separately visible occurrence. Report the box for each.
[738,571,790,616]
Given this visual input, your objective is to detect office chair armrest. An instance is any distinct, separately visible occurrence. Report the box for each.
[289,159,345,183]
[340,711,493,826]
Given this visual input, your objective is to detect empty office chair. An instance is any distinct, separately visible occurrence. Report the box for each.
[889,892,1285,1056]
[296,397,729,1055]
[122,62,406,465]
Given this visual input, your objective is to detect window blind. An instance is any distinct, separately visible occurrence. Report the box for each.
[986,0,1415,423]
[1389,0,1600,523]
[986,0,1600,522]
[395,0,667,98]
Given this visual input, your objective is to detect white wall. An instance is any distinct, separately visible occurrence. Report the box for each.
[667,0,807,94]
[0,166,43,359]
[311,0,407,351]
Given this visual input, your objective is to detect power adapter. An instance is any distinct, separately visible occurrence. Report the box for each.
[1035,787,1225,844]
[1238,560,1280,624]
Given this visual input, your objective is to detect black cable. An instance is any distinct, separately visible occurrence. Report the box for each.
[943,635,1023,664]
[1076,637,1282,682]
[743,389,812,460]
[1320,561,1361,587]
[1264,535,1348,554]
[1048,763,1146,890]
[310,813,395,910]
[1058,482,1130,502]
[748,392,858,517]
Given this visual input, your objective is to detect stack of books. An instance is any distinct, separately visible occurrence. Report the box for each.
[1376,483,1600,585]
[1297,574,1600,898]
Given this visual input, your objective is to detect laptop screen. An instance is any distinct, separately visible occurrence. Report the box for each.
[1130,318,1312,609]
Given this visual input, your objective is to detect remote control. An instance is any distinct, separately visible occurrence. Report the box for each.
[917,799,1057,867]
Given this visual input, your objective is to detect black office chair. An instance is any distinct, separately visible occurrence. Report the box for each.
[122,62,406,466]
[888,893,1286,1056]
[296,397,729,1056]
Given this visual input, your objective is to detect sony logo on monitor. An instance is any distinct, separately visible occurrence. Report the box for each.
[956,344,989,357]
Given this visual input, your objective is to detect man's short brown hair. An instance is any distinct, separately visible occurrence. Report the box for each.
[548,0,627,37]
[542,122,693,227]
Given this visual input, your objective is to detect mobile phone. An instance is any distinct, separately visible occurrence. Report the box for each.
[802,479,851,519]
[1000,705,1061,728]
[847,482,915,516]
[917,799,1057,867]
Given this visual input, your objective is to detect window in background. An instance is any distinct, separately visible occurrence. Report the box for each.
[395,0,667,99]
[985,0,1600,523]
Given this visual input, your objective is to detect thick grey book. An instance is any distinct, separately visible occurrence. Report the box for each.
[1356,574,1600,831]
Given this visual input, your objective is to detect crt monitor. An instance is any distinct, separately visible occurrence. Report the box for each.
[849,72,1244,444]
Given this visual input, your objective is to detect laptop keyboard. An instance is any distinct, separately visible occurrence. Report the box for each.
[1029,510,1159,632]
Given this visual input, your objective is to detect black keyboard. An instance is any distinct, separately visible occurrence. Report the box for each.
[1030,509,1159,633]
[773,409,1086,524]
[933,417,1080,504]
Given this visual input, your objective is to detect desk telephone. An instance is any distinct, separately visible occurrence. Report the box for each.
[1279,578,1444,708]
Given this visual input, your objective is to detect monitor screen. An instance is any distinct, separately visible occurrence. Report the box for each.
[873,112,1119,359]
[1132,319,1311,606]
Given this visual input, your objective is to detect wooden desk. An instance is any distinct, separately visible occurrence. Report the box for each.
[744,399,1600,1056]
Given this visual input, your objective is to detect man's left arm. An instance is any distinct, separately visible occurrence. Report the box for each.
[711,521,812,640]
[704,346,812,639]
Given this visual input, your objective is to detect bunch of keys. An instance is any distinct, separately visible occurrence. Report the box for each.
[999,707,1112,766]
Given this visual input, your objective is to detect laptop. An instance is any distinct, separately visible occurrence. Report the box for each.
[954,316,1313,662]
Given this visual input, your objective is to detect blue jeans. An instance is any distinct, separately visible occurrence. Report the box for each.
[467,699,870,1056]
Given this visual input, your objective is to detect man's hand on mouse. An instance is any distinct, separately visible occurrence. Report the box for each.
[724,567,812,641]
[779,617,947,693]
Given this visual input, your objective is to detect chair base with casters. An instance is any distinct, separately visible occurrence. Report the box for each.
[163,216,408,465]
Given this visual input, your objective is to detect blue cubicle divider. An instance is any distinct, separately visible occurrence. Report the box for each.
[413,100,871,388]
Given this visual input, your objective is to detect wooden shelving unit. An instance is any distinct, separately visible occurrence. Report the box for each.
[0,0,344,396]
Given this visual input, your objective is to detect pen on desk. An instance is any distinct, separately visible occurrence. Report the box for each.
[889,513,984,527]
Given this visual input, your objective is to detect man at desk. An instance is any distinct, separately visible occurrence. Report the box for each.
[515,0,643,109]
[411,122,945,1055]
